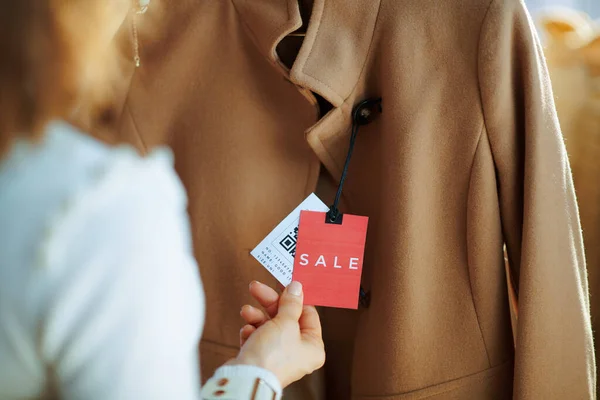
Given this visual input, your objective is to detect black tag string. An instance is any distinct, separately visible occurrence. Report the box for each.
[326,97,382,224]
[325,98,382,309]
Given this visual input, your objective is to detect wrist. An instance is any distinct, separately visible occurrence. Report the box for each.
[226,355,282,386]
[226,354,269,370]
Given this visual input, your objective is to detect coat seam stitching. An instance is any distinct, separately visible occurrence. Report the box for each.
[125,103,148,154]
[115,43,147,154]
[117,78,134,141]
[295,1,345,106]
[309,104,352,180]
[473,0,498,370]
[302,158,321,197]
[117,27,147,155]
[344,0,384,102]
[353,359,511,399]
[466,122,492,368]
[476,0,498,171]
[298,0,325,81]
[230,0,263,58]
[230,0,293,63]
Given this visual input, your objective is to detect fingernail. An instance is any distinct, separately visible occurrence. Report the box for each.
[250,281,259,289]
[288,281,302,296]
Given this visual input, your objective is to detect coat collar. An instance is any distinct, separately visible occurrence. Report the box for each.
[232,0,382,108]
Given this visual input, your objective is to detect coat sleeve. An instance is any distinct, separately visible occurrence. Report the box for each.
[478,0,596,397]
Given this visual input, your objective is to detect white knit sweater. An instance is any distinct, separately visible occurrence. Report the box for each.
[0,122,280,399]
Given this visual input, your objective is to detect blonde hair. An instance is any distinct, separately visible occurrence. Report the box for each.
[0,1,128,153]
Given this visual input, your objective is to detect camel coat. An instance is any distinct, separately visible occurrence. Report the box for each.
[101,0,596,398]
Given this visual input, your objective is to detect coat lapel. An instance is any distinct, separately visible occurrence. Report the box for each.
[233,0,383,181]
[289,0,382,107]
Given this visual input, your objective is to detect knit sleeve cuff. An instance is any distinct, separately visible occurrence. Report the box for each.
[212,364,282,396]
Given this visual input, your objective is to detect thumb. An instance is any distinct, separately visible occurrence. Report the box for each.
[274,281,304,323]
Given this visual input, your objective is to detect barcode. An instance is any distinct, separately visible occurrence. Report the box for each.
[278,227,299,257]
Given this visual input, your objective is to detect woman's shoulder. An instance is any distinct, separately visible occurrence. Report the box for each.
[0,121,187,270]
[0,121,183,198]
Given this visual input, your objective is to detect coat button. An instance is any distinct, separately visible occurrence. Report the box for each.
[352,98,382,126]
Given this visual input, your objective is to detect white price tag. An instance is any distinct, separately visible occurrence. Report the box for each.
[251,193,329,286]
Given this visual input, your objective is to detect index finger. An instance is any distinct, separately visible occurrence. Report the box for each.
[249,281,280,318]
[298,305,322,339]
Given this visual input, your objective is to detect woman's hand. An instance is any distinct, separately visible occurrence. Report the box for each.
[228,281,325,388]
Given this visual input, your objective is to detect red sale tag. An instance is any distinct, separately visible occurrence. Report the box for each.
[292,210,368,309]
